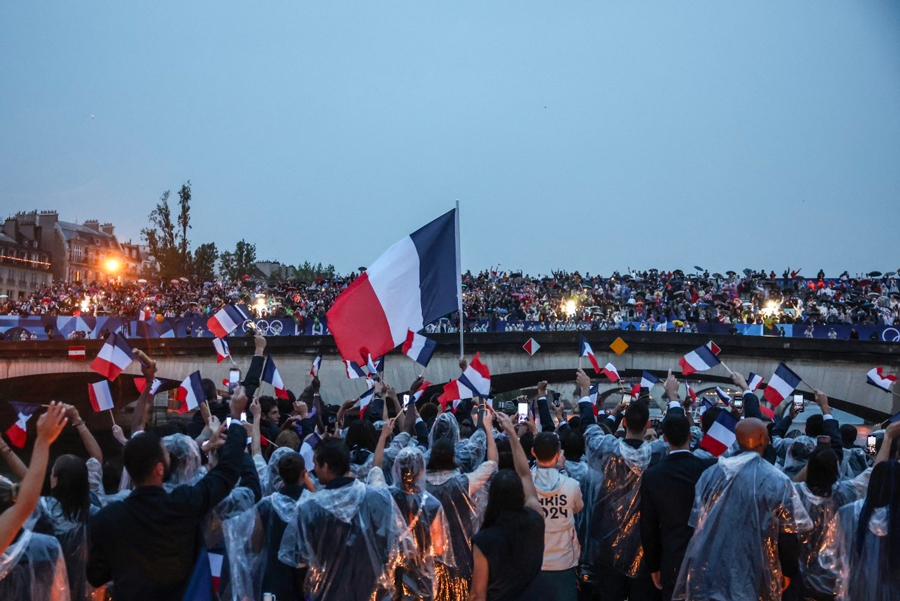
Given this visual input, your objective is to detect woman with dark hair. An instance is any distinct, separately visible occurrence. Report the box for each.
[345,418,378,478]
[470,411,546,601]
[833,455,900,600]
[425,412,497,601]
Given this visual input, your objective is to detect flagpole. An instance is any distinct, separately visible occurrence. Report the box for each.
[455,199,464,359]
[718,360,734,376]
[108,409,116,426]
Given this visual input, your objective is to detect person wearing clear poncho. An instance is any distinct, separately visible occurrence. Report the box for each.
[0,508,70,601]
[365,433,455,601]
[424,410,498,601]
[278,439,414,601]
[673,418,814,601]
[831,459,900,601]
[427,411,488,474]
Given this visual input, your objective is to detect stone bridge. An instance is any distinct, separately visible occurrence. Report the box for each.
[1,332,898,425]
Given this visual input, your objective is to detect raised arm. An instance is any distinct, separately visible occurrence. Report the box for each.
[372,417,397,476]
[874,421,900,467]
[535,381,556,433]
[484,409,498,463]
[66,404,103,463]
[0,403,67,555]
[130,360,158,434]
[249,398,262,457]
[495,412,540,514]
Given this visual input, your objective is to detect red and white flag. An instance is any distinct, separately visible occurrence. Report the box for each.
[134,377,163,396]
[600,363,620,382]
[412,380,433,402]
[88,380,115,412]
[68,346,86,360]
[90,333,135,381]
[580,336,601,374]
[208,552,224,594]
[5,403,40,448]
[212,338,230,363]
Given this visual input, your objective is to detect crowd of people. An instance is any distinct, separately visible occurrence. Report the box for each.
[0,331,898,600]
[2,267,899,331]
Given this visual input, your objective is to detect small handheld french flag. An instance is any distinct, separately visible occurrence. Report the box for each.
[177,371,205,412]
[346,360,367,379]
[134,377,163,396]
[747,373,764,392]
[698,410,739,457]
[763,363,802,407]
[359,387,375,419]
[679,344,721,376]
[207,305,248,339]
[5,402,40,448]
[402,330,437,367]
[412,380,433,402]
[640,371,659,391]
[310,355,322,377]
[88,380,115,412]
[262,355,289,400]
[364,352,385,375]
[212,338,230,364]
[459,353,491,398]
[601,363,620,382]
[687,385,697,404]
[90,333,135,381]
[580,336,601,374]
[715,387,731,404]
[866,367,897,393]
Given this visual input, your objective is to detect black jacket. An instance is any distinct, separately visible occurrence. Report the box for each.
[640,451,712,597]
[86,422,246,601]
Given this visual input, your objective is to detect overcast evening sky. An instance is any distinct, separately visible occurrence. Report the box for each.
[1,1,898,277]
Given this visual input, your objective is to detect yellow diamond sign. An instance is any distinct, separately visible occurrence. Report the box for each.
[610,337,629,356]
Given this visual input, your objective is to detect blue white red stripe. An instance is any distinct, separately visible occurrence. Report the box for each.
[747,372,764,392]
[763,363,802,407]
[600,363,620,382]
[207,305,248,339]
[262,355,289,400]
[90,333,135,381]
[359,387,376,418]
[679,344,721,376]
[345,360,367,379]
[310,355,322,377]
[580,336,601,374]
[364,351,385,375]
[715,387,731,404]
[402,330,437,367]
[177,371,205,412]
[687,385,697,404]
[698,410,738,456]
[4,402,39,449]
[212,338,230,363]
[458,353,491,398]
[413,380,433,402]
[326,209,459,363]
[866,367,897,393]
[88,380,115,412]
[640,371,659,391]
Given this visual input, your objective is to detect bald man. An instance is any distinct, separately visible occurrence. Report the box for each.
[672,418,813,601]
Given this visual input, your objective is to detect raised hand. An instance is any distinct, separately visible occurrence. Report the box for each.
[36,402,68,446]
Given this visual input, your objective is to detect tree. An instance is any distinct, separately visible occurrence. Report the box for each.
[295,261,337,282]
[193,242,218,282]
[220,240,257,281]
[141,182,193,280]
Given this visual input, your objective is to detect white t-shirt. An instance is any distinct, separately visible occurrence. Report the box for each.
[532,466,584,571]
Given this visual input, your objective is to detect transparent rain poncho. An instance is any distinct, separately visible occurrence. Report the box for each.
[222,490,301,601]
[427,414,487,474]
[840,446,868,478]
[377,447,455,600]
[833,497,900,600]
[782,436,816,480]
[425,457,496,599]
[792,469,871,597]
[34,496,100,601]
[582,425,668,575]
[257,447,296,496]
[161,433,205,489]
[673,452,813,601]
[278,479,413,601]
[562,458,600,563]
[0,529,71,601]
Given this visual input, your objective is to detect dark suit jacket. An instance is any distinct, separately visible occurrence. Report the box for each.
[86,422,246,601]
[640,451,711,595]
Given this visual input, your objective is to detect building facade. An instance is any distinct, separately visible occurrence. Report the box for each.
[0,216,53,299]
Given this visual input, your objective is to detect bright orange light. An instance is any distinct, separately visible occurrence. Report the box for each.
[105,259,119,272]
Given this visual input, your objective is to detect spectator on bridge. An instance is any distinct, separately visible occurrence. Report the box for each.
[673,418,813,601]
[0,403,69,601]
[86,389,249,601]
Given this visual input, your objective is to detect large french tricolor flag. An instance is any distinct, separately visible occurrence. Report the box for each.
[177,371,205,412]
[90,333,135,381]
[698,410,739,457]
[326,209,460,364]
[866,367,897,393]
[207,305,248,339]
[580,336,601,374]
[679,344,721,376]
[262,356,289,400]
[763,363,802,407]
[402,330,437,367]
[88,380,115,412]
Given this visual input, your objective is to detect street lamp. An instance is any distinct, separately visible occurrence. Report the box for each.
[105,259,119,273]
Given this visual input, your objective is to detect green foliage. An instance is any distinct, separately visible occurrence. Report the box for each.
[220,240,257,281]
[141,182,193,280]
[295,261,336,282]
[193,242,218,281]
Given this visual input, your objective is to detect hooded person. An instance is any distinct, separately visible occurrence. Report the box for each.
[782,436,816,480]
[673,419,813,601]
[225,451,313,601]
[278,440,413,601]
[428,412,488,474]
[369,445,455,600]
[0,477,71,601]
[789,445,874,600]
[425,411,498,601]
[32,454,100,601]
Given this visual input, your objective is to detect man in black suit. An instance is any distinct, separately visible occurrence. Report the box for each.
[87,388,248,601]
[640,414,712,601]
